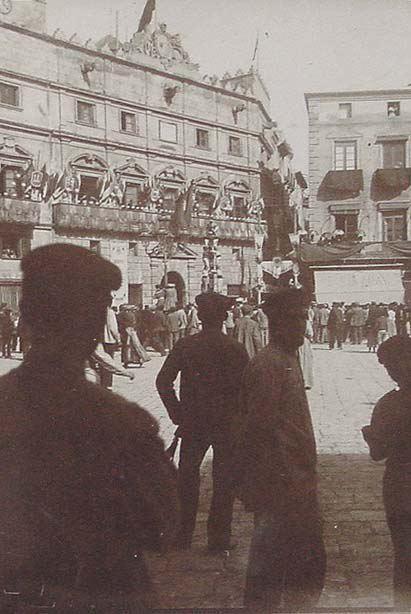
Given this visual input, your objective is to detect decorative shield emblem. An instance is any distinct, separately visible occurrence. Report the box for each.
[31,171,43,188]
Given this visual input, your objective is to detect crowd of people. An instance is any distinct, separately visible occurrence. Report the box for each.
[310,301,411,351]
[0,243,410,612]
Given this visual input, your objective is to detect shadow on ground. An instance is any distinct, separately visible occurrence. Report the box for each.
[146,454,393,610]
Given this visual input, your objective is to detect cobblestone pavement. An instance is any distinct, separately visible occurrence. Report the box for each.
[0,344,397,611]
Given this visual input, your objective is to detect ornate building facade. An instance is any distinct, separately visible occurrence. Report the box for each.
[0,0,295,309]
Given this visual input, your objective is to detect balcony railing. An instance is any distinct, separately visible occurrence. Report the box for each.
[53,202,266,241]
[0,197,41,226]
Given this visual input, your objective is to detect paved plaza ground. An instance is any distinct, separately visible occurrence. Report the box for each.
[0,343,399,612]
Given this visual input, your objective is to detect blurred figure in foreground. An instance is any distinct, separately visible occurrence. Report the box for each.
[0,244,179,612]
[237,287,326,612]
[362,336,411,610]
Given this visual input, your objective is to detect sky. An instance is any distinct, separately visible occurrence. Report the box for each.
[47,0,411,173]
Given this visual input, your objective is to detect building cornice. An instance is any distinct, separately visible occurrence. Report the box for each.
[305,88,411,108]
[0,119,261,176]
[0,22,272,119]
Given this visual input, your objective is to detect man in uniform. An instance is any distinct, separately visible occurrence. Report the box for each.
[156,292,249,553]
[238,287,326,612]
[0,243,179,612]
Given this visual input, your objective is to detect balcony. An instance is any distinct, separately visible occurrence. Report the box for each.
[0,197,41,226]
[53,202,265,242]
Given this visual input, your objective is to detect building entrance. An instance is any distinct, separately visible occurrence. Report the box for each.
[161,271,186,306]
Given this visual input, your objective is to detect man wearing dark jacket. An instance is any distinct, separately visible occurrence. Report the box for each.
[0,244,179,612]
[328,302,344,350]
[156,292,249,553]
[238,287,326,612]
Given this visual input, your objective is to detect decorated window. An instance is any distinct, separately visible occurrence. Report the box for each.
[0,82,19,107]
[159,120,178,143]
[79,175,99,199]
[121,111,137,134]
[76,100,96,126]
[382,211,406,241]
[124,182,142,207]
[0,165,20,194]
[334,141,357,170]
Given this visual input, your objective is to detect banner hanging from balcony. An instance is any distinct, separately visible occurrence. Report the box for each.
[317,170,363,201]
[295,242,364,263]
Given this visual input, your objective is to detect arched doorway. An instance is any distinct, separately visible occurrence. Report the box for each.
[161,271,186,306]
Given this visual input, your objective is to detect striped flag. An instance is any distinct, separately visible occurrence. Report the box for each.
[137,0,156,33]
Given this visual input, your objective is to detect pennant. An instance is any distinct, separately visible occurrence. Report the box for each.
[137,0,156,33]
[51,171,67,201]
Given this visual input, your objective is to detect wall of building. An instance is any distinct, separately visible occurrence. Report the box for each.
[306,91,411,241]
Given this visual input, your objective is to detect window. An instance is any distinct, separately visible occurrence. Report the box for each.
[335,141,357,170]
[387,102,400,118]
[334,214,358,240]
[159,121,178,143]
[382,211,406,241]
[232,195,247,217]
[124,182,142,207]
[195,190,215,214]
[228,136,242,156]
[196,128,209,149]
[162,186,179,210]
[79,175,99,199]
[339,103,352,119]
[0,82,19,107]
[120,111,137,133]
[76,100,96,125]
[382,140,406,169]
[0,165,20,194]
[89,240,101,255]
[0,235,30,259]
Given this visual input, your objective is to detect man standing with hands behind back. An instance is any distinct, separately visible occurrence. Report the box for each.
[156,292,249,553]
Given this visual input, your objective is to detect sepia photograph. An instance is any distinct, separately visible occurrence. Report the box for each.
[0,0,411,611]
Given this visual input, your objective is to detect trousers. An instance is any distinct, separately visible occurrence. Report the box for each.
[244,507,326,611]
[178,432,235,550]
[328,326,343,349]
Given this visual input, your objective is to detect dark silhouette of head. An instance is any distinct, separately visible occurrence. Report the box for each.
[377,335,411,389]
[262,287,309,351]
[195,292,233,329]
[20,243,121,360]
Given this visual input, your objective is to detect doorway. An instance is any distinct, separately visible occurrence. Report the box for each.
[161,271,186,306]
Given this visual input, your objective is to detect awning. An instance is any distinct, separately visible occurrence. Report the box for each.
[317,170,363,201]
[371,168,411,201]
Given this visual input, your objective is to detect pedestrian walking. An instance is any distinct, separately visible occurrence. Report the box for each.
[234,303,262,359]
[318,303,330,343]
[101,303,121,390]
[362,336,411,611]
[186,303,201,336]
[328,302,344,350]
[156,292,249,553]
[387,304,397,338]
[0,243,179,611]
[237,287,326,612]
[167,304,187,350]
[350,302,365,344]
[299,318,314,389]
[253,306,269,347]
[149,305,167,356]
[366,302,379,352]
[376,306,389,347]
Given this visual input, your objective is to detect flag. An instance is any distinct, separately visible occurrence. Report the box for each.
[17,161,34,197]
[44,172,59,202]
[39,163,49,199]
[170,189,185,235]
[137,0,156,33]
[51,171,67,202]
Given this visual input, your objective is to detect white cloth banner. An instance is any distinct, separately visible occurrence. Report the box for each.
[314,267,404,304]
[109,241,129,306]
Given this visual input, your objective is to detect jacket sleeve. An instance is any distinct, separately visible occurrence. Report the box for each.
[155,344,184,425]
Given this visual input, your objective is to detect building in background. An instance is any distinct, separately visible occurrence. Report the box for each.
[0,0,297,309]
[303,88,411,304]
